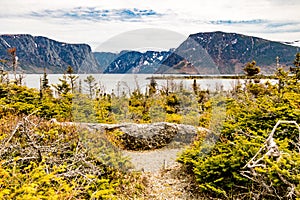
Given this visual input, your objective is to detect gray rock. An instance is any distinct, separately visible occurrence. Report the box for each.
[75,122,199,151]
[113,122,178,150]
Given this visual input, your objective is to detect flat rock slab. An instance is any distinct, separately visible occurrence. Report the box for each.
[76,122,200,151]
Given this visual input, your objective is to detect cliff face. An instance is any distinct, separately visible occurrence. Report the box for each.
[158,31,299,74]
[0,34,99,73]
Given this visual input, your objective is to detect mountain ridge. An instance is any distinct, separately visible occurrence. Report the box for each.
[0,34,99,73]
[0,32,299,74]
[157,31,299,74]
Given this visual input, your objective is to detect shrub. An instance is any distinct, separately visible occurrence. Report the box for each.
[178,79,300,199]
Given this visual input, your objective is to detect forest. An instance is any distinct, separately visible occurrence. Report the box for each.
[0,53,300,199]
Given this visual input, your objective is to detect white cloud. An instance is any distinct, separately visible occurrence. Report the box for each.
[27,7,162,22]
[0,0,300,51]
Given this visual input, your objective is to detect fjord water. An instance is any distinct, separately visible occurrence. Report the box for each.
[22,74,244,93]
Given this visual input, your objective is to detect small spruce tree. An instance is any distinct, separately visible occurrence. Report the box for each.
[290,52,300,81]
[66,66,78,93]
[244,60,261,77]
[84,75,98,99]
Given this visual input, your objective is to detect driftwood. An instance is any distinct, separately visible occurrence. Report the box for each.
[241,120,300,199]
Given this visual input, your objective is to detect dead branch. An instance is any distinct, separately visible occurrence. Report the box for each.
[0,113,127,189]
[241,120,300,198]
[244,120,300,169]
[0,122,22,155]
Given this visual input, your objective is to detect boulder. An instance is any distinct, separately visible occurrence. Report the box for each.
[74,122,200,151]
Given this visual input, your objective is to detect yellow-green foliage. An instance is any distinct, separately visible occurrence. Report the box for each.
[0,114,145,199]
[0,162,78,200]
[166,113,182,123]
[178,71,300,199]
[128,89,151,123]
[72,93,98,123]
[105,129,124,145]
[94,94,116,123]
[0,83,73,121]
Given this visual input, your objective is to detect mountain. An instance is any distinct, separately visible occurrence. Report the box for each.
[93,52,118,72]
[94,50,172,73]
[157,31,300,74]
[0,32,299,74]
[0,34,99,73]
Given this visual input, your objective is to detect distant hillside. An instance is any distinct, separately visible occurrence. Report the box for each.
[93,52,118,72]
[0,34,99,73]
[157,31,299,74]
[96,50,172,73]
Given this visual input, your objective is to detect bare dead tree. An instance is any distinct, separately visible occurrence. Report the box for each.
[7,47,17,82]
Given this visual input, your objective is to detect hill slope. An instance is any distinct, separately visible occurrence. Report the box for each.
[157,31,299,74]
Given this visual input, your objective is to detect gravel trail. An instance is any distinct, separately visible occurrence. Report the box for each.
[123,147,184,172]
[123,147,204,199]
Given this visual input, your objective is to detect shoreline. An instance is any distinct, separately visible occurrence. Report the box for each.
[147,74,277,80]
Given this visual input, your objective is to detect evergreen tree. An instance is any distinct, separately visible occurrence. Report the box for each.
[39,67,52,99]
[84,75,98,99]
[290,52,300,81]
[66,66,78,93]
[192,79,199,95]
[53,74,71,96]
[244,60,260,77]
[78,79,82,94]
[275,67,289,93]
[148,76,157,96]
[41,68,50,90]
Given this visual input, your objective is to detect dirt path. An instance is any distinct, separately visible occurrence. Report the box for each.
[123,147,202,199]
[145,164,199,200]
[123,148,183,172]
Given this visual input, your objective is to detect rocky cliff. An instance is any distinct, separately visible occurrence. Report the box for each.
[157,31,299,74]
[0,34,99,73]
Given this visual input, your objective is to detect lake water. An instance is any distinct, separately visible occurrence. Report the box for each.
[19,74,275,94]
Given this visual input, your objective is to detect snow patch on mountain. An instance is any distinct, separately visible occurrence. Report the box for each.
[1,38,11,48]
[282,40,300,47]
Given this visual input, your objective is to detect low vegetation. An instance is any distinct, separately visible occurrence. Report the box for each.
[179,54,300,199]
[0,53,299,199]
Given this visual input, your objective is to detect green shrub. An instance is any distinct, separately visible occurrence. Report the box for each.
[179,79,300,199]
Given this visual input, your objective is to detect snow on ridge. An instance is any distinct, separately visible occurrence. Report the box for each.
[281,40,300,47]
[231,38,238,45]
[291,41,300,47]
[1,38,11,48]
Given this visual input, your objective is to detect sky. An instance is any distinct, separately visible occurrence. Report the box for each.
[1,0,300,52]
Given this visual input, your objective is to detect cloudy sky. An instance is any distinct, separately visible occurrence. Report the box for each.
[1,0,300,52]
